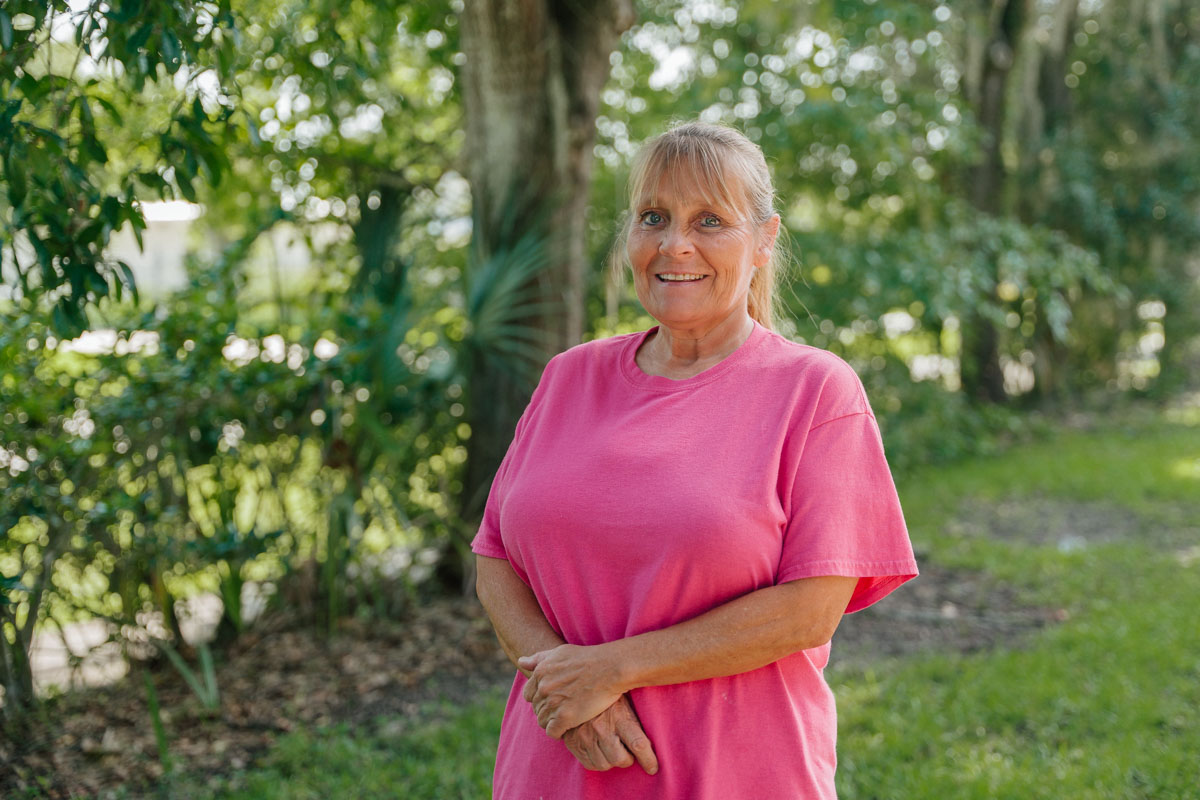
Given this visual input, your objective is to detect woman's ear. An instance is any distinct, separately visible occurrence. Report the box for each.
[756,214,781,266]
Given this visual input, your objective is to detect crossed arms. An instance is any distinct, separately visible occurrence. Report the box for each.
[475,554,857,774]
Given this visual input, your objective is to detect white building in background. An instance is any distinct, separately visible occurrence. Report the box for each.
[106,201,318,299]
[105,200,205,295]
[0,200,319,304]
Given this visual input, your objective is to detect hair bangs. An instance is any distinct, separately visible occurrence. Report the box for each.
[629,136,748,221]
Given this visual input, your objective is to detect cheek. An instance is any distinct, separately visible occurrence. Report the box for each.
[700,235,754,275]
[627,234,656,266]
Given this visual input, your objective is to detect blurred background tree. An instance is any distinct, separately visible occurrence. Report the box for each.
[2,0,1198,731]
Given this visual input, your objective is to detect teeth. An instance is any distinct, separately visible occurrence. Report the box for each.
[658,273,706,281]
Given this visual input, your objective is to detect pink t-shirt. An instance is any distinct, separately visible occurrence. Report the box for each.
[472,322,918,799]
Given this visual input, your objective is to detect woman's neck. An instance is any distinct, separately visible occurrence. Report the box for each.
[637,311,755,380]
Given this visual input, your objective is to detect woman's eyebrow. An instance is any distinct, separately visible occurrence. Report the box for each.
[636,197,732,211]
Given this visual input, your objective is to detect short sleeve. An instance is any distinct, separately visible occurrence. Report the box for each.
[471,447,515,559]
[777,409,918,614]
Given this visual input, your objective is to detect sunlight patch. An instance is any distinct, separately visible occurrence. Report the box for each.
[1168,457,1200,481]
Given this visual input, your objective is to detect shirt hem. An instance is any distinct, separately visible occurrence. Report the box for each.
[776,558,919,583]
[471,540,509,560]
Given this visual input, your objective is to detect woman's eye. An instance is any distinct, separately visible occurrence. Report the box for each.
[700,215,721,228]
[640,211,663,225]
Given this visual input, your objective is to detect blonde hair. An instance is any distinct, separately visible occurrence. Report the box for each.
[610,121,789,329]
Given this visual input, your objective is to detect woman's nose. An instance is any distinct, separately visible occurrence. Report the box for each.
[658,223,695,257]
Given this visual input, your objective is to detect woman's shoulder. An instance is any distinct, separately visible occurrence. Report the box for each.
[545,330,644,375]
[755,327,862,383]
[753,328,872,419]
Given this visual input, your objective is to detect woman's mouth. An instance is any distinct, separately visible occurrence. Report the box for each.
[656,273,707,283]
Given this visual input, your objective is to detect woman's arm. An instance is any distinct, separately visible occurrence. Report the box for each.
[475,555,659,774]
[475,554,563,671]
[519,574,858,738]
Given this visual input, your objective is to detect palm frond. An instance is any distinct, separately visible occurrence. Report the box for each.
[463,204,558,388]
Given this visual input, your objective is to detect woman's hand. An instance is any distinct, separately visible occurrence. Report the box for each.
[518,643,625,738]
[562,695,659,774]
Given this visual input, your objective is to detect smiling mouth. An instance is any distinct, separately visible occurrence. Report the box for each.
[656,273,707,283]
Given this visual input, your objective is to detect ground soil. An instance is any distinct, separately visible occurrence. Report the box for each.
[2,601,513,799]
[5,495,1147,799]
[829,560,1064,672]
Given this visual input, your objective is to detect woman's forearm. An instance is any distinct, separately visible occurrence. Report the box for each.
[476,554,660,773]
[608,575,857,691]
[520,575,858,738]
[475,554,564,676]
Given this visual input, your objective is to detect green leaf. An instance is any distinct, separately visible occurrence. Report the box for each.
[116,261,139,306]
[0,573,28,593]
[29,231,53,275]
[6,156,27,205]
[0,97,21,130]
[0,10,13,51]
[93,96,124,126]
[177,174,197,203]
[245,113,261,146]
[127,24,152,53]
[51,302,84,339]
[85,268,110,300]
[78,95,94,127]
[82,132,107,165]
[15,73,45,103]
[161,30,182,71]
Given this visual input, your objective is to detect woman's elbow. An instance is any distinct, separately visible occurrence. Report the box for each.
[474,555,499,608]
[808,615,844,650]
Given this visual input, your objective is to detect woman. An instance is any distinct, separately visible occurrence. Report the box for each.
[473,121,918,799]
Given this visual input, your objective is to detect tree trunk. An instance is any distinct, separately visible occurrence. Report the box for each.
[961,0,1030,404]
[455,0,635,575]
[1028,0,1078,404]
[1036,0,1078,138]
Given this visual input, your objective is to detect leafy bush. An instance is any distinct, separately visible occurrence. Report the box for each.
[0,228,468,719]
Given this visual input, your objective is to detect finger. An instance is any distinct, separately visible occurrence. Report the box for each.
[578,749,610,771]
[522,676,537,703]
[565,729,613,771]
[596,732,634,769]
[565,739,601,771]
[584,747,613,771]
[615,715,658,775]
[546,714,567,739]
[517,652,543,671]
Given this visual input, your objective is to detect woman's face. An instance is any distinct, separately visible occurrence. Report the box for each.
[627,169,775,337]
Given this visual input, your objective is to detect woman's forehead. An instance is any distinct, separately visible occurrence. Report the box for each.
[634,165,747,216]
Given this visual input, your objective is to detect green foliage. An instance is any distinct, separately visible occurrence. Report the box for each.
[142,668,172,771]
[0,0,245,334]
[196,0,461,240]
[0,218,468,715]
[1036,4,1200,396]
[463,213,557,389]
[860,356,1038,474]
[591,0,1199,406]
[157,640,220,711]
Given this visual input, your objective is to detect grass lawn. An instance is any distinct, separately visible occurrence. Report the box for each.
[179,697,507,799]
[171,413,1200,799]
[834,416,1200,800]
